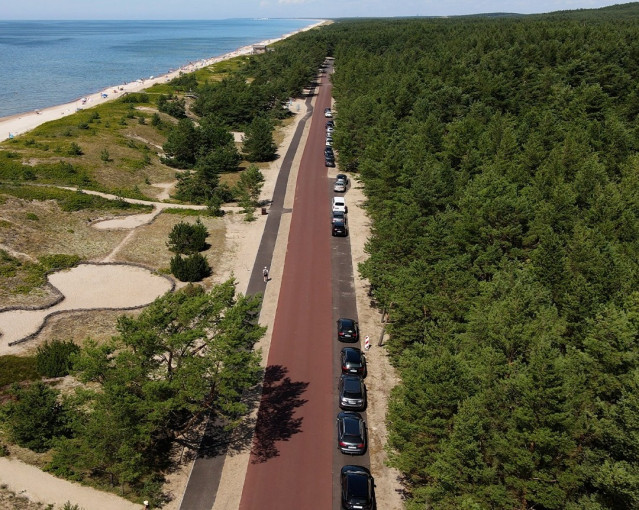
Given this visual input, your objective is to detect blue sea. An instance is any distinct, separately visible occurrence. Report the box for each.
[0,19,317,118]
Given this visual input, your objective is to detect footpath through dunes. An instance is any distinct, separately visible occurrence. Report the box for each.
[239,72,334,509]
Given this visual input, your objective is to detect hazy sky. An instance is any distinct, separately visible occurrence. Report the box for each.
[0,0,629,19]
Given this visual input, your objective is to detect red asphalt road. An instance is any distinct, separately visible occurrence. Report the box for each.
[239,75,334,509]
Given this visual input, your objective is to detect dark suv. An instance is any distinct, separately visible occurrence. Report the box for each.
[341,347,366,375]
[341,465,375,510]
[333,218,347,237]
[337,318,359,342]
[336,411,367,455]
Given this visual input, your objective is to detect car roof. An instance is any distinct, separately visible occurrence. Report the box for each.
[342,415,362,435]
[342,374,363,391]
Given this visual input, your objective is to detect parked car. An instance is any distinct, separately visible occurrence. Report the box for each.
[334,179,346,192]
[325,147,334,158]
[326,134,334,143]
[341,347,366,376]
[326,119,335,128]
[339,374,367,410]
[337,317,358,342]
[325,156,336,167]
[326,139,333,147]
[336,173,349,185]
[332,196,347,213]
[326,125,334,134]
[332,210,347,224]
[324,107,333,118]
[332,218,348,237]
[336,412,367,455]
[341,465,375,510]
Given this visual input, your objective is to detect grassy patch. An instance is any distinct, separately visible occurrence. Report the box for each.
[162,208,209,216]
[0,184,152,211]
[0,356,39,388]
[0,251,80,295]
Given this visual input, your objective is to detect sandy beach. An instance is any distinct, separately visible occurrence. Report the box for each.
[0,20,326,143]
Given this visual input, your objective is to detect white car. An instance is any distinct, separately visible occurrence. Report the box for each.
[324,108,333,118]
[332,196,347,213]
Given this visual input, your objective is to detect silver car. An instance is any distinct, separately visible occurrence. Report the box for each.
[334,180,346,192]
[338,374,367,411]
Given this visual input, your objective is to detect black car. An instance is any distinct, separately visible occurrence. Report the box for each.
[326,119,335,128]
[336,173,349,185]
[325,156,335,167]
[341,347,366,375]
[325,146,334,156]
[337,318,359,342]
[339,374,367,410]
[336,411,367,455]
[341,465,375,510]
[333,218,347,237]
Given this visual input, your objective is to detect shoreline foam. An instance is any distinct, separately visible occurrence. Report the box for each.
[0,20,326,142]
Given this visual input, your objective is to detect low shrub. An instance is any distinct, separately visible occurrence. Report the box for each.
[36,340,80,378]
[170,253,211,282]
[167,220,208,254]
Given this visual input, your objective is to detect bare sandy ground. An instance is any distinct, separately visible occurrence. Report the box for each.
[0,264,173,351]
[0,65,403,510]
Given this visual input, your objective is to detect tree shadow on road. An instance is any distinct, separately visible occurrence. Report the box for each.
[250,364,309,463]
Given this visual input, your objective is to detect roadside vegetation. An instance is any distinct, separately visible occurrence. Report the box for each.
[0,281,263,506]
[323,6,639,510]
[0,28,325,504]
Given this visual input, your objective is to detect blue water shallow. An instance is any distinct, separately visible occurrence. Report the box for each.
[0,19,316,118]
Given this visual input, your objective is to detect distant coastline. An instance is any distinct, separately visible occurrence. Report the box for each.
[0,20,326,141]
[0,19,325,120]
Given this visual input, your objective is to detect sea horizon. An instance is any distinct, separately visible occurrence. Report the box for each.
[0,19,320,118]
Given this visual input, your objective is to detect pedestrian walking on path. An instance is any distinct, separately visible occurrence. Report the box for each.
[263,266,269,282]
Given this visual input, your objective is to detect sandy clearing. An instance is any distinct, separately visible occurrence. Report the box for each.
[0,264,173,352]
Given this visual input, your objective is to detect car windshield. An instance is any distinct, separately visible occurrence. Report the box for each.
[340,319,354,330]
[343,378,362,396]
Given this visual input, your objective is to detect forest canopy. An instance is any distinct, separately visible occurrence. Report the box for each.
[322,5,639,509]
